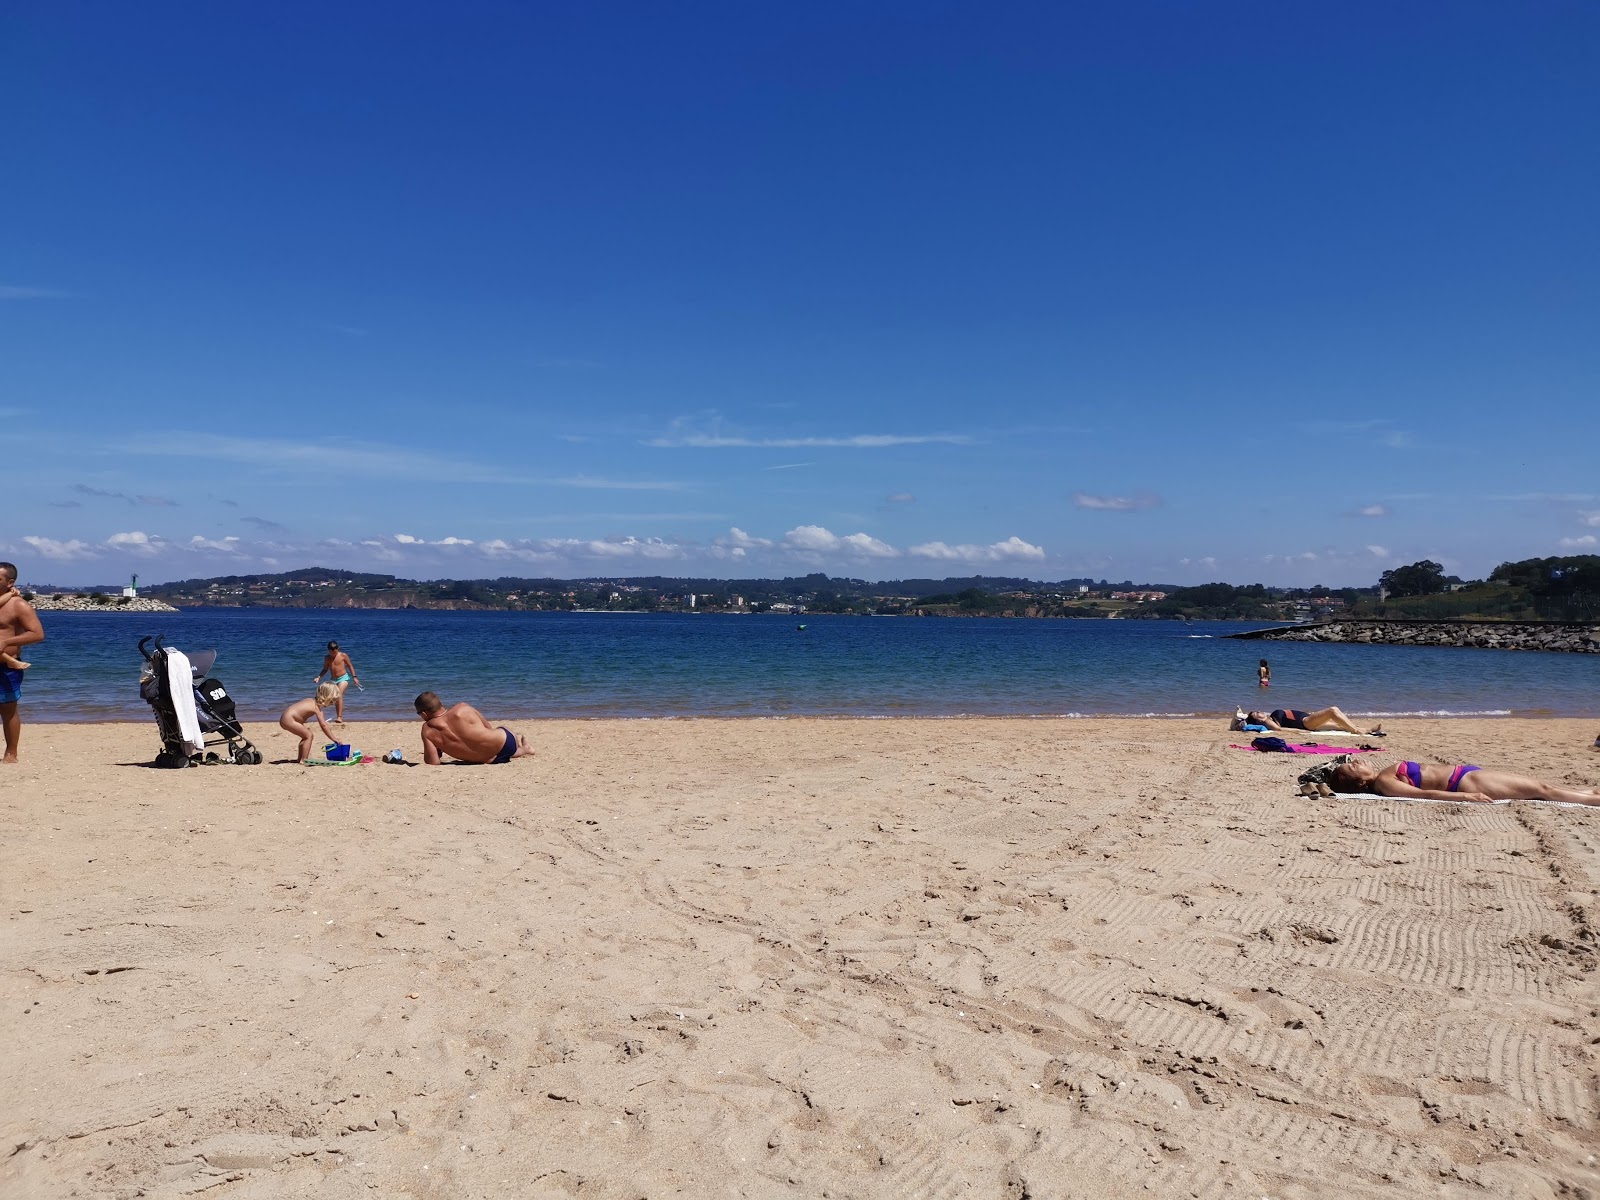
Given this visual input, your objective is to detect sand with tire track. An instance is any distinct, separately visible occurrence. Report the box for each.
[3,717,1598,1198]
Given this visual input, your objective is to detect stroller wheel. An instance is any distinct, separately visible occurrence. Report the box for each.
[251,750,264,765]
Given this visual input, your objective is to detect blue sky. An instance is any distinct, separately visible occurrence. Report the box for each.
[4,2,1597,587]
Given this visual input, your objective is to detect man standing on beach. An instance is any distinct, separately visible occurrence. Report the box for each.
[0,562,46,764]
[413,691,533,765]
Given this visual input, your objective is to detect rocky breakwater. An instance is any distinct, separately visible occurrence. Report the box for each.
[30,594,180,613]
[1245,620,1600,654]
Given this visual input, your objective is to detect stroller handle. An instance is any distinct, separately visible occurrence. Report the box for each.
[137,635,167,662]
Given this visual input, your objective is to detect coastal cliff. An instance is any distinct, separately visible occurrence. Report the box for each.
[1234,619,1600,653]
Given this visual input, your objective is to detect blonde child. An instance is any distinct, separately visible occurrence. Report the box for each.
[279,683,341,763]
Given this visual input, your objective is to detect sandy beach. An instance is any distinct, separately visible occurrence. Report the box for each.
[4,716,1597,1198]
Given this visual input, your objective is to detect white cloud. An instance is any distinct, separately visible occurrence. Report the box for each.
[1558,535,1597,548]
[21,535,99,561]
[1366,545,1389,558]
[784,525,841,552]
[106,531,166,555]
[1355,504,1389,518]
[839,533,899,558]
[909,536,1045,562]
[1072,492,1162,512]
[188,535,242,553]
[716,527,774,552]
[567,536,684,560]
[887,492,915,504]
[1581,511,1600,527]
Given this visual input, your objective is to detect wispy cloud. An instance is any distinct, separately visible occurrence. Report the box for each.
[1579,511,1600,527]
[22,535,98,560]
[651,432,969,449]
[887,492,915,504]
[116,433,685,491]
[1073,491,1162,512]
[765,462,815,471]
[1559,535,1597,548]
[1350,504,1390,518]
[74,484,178,507]
[647,412,968,449]
[0,284,70,300]
[241,516,288,532]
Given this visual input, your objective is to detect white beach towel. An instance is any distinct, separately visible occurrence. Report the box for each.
[1322,791,1590,810]
[164,649,204,757]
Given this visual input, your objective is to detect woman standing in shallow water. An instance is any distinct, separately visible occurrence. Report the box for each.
[313,641,361,725]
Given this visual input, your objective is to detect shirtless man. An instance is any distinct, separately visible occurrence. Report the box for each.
[313,640,361,724]
[413,691,533,765]
[0,562,47,764]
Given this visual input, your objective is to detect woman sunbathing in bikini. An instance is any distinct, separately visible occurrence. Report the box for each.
[1302,756,1600,806]
[1235,706,1384,736]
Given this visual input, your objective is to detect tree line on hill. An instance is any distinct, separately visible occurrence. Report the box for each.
[113,555,1600,621]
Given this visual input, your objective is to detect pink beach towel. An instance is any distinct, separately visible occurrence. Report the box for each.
[1228,743,1379,755]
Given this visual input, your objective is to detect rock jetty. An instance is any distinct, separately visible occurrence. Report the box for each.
[29,594,180,614]
[1235,620,1600,654]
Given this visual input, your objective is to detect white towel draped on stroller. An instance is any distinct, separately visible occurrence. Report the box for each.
[164,649,205,756]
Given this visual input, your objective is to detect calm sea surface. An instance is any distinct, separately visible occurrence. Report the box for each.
[17,608,1598,722]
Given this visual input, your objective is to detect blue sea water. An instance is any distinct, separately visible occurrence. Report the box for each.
[17,608,1598,722]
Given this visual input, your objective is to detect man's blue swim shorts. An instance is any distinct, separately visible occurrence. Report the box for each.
[0,667,22,706]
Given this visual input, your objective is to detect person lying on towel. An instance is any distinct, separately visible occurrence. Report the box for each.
[1301,756,1600,806]
[1234,706,1384,736]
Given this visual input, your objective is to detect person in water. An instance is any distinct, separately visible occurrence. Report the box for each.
[1257,659,1271,690]
[279,683,342,763]
[413,691,534,765]
[1303,755,1600,806]
[1238,706,1383,736]
[313,640,361,724]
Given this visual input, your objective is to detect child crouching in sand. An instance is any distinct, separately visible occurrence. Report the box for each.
[280,683,341,763]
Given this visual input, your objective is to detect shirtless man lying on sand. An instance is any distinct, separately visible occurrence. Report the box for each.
[414,691,534,765]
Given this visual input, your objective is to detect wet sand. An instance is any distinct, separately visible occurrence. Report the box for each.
[3,717,1598,1198]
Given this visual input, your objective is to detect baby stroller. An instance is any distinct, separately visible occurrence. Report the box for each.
[138,635,263,767]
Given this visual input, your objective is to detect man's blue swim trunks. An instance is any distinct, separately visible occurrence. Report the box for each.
[0,667,22,706]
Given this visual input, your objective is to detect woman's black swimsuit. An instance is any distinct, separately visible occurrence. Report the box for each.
[1271,709,1311,730]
